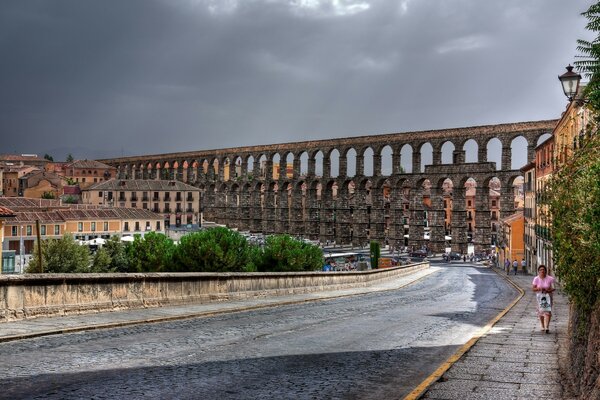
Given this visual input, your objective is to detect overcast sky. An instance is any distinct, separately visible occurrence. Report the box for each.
[0,0,593,161]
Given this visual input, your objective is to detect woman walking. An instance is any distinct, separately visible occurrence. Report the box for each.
[532,265,555,333]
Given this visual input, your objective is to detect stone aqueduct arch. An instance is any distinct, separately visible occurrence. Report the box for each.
[99,120,556,253]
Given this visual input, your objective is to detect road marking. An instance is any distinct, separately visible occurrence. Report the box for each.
[403,265,524,400]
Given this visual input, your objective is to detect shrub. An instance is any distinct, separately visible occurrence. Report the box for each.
[127,232,175,272]
[103,236,131,272]
[91,247,114,273]
[172,227,249,272]
[256,235,322,272]
[26,233,90,273]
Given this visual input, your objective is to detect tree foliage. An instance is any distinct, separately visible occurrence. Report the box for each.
[43,154,54,161]
[91,247,114,273]
[545,133,600,312]
[255,235,322,272]
[576,2,600,115]
[103,235,131,272]
[127,232,175,272]
[370,240,381,269]
[26,234,90,273]
[66,153,74,162]
[172,227,249,272]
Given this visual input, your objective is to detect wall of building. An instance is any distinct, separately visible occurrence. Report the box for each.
[0,262,429,321]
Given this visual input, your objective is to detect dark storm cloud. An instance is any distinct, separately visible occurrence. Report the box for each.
[0,0,592,160]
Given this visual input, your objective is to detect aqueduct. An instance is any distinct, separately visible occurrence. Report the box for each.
[99,120,556,253]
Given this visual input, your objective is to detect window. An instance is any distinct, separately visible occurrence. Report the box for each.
[492,200,497,207]
[78,222,83,232]
[82,178,86,183]
[124,222,129,232]
[98,191,103,198]
[91,222,96,232]
[41,225,46,235]
[143,203,147,210]
[26,225,32,236]
[146,221,151,230]
[131,203,137,208]
[55,225,60,235]
[11,226,17,236]
[156,221,161,231]
[104,222,109,231]
[467,200,472,207]
[135,221,140,231]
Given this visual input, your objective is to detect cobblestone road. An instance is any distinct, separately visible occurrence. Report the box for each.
[0,264,517,400]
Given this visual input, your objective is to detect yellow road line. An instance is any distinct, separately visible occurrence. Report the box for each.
[403,266,524,400]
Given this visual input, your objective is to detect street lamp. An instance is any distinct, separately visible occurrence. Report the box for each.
[558,65,582,101]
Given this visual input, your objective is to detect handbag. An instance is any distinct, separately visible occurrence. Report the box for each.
[537,292,552,312]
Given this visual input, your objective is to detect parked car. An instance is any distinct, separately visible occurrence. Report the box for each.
[409,250,428,259]
[448,252,462,260]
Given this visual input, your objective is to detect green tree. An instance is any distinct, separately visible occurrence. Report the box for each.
[63,195,78,204]
[172,227,249,272]
[127,232,175,272]
[370,240,381,269]
[576,2,600,114]
[256,235,322,272]
[26,234,90,273]
[66,153,74,162]
[43,154,54,161]
[41,191,56,199]
[103,235,131,272]
[91,247,113,273]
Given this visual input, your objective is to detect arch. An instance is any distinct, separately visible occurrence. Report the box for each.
[300,152,309,176]
[419,142,433,173]
[345,148,357,177]
[313,151,324,177]
[536,132,553,146]
[400,144,413,173]
[381,145,393,176]
[272,153,281,180]
[284,152,294,179]
[329,149,340,178]
[246,155,255,175]
[258,154,267,178]
[463,139,478,163]
[440,141,455,164]
[511,136,527,170]
[486,138,502,170]
[363,147,374,176]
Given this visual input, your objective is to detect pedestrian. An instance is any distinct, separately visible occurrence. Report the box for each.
[512,259,518,275]
[463,254,466,262]
[532,265,555,333]
[521,258,527,274]
[504,258,510,274]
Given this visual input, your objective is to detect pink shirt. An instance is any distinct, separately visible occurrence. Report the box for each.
[532,275,555,290]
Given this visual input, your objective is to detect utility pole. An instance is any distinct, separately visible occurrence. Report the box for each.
[35,220,43,273]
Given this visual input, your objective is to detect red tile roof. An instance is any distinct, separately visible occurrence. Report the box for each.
[0,206,16,217]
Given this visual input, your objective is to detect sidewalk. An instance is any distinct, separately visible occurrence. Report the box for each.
[0,266,440,343]
[420,267,571,400]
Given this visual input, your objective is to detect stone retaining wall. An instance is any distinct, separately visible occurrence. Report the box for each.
[0,262,428,322]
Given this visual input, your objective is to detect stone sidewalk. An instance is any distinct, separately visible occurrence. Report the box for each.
[0,266,440,342]
[421,267,571,400]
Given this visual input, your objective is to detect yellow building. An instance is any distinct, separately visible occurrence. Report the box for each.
[0,206,16,274]
[499,211,525,272]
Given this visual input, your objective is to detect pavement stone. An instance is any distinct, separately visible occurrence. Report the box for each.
[422,266,570,399]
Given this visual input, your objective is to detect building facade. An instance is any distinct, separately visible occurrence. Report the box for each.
[521,161,536,275]
[63,160,117,189]
[535,135,555,273]
[82,179,202,229]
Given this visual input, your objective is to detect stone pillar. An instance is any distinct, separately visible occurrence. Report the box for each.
[373,154,382,176]
[293,157,301,178]
[290,186,305,237]
[264,159,274,181]
[370,186,386,243]
[412,150,421,174]
[250,187,263,232]
[356,155,365,177]
[501,145,512,170]
[306,186,320,240]
[278,185,290,234]
[262,187,276,235]
[338,155,347,178]
[429,187,446,253]
[432,150,442,165]
[500,184,515,221]
[453,150,465,164]
[241,159,248,179]
[319,187,335,243]
[474,186,492,251]
[408,187,425,251]
[351,186,369,247]
[239,187,251,231]
[478,145,487,164]
[394,152,403,174]
[335,185,351,245]
[308,157,316,177]
[177,165,184,182]
[322,157,331,179]
[451,186,468,254]
[253,157,261,180]
[388,187,404,249]
[527,143,536,164]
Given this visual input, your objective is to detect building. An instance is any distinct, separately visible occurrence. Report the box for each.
[0,154,49,169]
[82,179,202,229]
[0,165,40,197]
[535,135,555,273]
[0,206,16,274]
[18,170,67,199]
[521,161,536,275]
[499,211,525,271]
[63,160,117,189]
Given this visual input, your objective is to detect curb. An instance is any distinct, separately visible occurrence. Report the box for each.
[0,268,441,343]
[403,265,525,400]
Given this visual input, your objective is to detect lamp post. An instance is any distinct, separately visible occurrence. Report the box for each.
[558,65,582,101]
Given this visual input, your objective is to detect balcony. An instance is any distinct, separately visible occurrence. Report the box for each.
[176,195,182,202]
[142,196,149,202]
[186,208,194,213]
[175,207,183,214]
[130,195,138,202]
[186,194,194,201]
[164,194,171,201]
[163,207,171,213]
